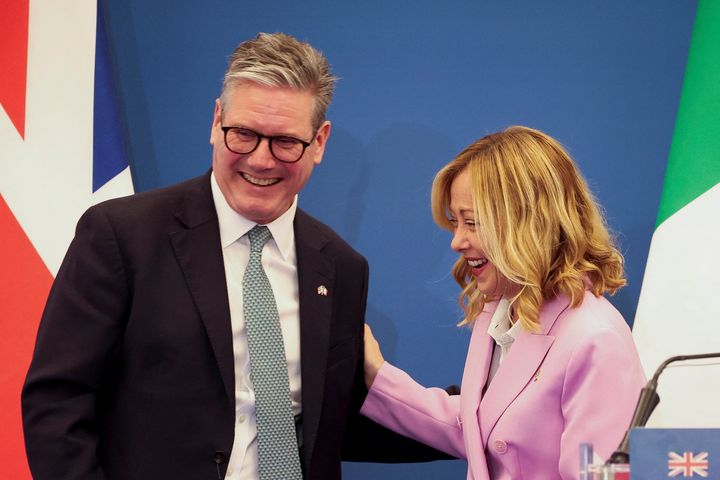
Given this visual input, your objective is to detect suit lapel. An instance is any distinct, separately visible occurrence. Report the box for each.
[294,210,335,469]
[461,301,497,480]
[478,329,554,447]
[169,173,235,406]
[479,295,570,446]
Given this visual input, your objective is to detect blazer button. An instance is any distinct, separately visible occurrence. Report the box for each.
[214,451,227,464]
[494,440,508,454]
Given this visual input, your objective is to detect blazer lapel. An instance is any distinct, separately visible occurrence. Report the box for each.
[461,301,497,480]
[479,295,571,446]
[169,173,235,406]
[294,210,335,469]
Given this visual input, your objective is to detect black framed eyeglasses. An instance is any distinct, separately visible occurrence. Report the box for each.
[220,126,315,163]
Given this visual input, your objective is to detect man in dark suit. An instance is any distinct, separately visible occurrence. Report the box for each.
[22,32,440,480]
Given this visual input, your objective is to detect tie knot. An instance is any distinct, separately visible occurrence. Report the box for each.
[247,225,271,253]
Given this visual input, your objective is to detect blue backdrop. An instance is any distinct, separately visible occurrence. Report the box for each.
[103,1,697,477]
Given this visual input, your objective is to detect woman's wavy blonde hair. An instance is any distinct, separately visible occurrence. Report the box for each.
[431,126,626,332]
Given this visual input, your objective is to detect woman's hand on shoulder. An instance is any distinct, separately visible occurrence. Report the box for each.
[363,324,385,389]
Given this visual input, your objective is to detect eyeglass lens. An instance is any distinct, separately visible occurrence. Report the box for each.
[225,128,306,162]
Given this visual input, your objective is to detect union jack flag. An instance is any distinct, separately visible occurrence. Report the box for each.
[0,1,133,478]
[667,451,709,478]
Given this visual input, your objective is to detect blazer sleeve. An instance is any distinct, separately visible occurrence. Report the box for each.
[558,326,645,479]
[360,362,466,459]
[21,206,127,480]
[340,259,451,464]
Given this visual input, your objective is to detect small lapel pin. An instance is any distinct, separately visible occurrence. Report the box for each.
[317,285,328,296]
[532,369,541,382]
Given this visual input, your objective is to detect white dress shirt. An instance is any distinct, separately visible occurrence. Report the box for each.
[210,173,302,480]
[485,298,523,385]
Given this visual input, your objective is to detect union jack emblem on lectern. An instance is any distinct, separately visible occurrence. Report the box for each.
[667,451,709,477]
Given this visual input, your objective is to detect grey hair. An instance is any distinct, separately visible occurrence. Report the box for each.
[220,32,337,131]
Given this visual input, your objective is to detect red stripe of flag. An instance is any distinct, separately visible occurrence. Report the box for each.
[0,0,29,138]
[0,194,53,479]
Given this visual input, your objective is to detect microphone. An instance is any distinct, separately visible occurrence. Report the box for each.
[606,351,720,464]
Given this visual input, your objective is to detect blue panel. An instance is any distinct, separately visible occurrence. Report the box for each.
[102,1,699,478]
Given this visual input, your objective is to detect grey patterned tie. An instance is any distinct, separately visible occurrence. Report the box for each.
[243,225,303,479]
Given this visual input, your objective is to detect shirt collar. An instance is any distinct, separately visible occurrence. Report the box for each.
[210,171,297,261]
[486,297,523,348]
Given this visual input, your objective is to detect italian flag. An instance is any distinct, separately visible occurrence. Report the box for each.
[632,0,720,428]
[0,1,133,477]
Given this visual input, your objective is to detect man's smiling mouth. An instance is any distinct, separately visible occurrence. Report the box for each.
[241,172,280,187]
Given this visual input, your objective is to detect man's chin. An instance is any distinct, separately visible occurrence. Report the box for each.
[232,202,287,225]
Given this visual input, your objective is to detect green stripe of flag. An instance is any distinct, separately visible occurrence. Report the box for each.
[657,0,720,227]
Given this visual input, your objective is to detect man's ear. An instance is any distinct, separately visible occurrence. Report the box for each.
[210,99,222,144]
[311,120,332,165]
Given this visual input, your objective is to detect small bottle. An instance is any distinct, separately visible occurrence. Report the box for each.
[579,443,593,480]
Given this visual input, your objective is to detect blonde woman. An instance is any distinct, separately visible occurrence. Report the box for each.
[362,126,645,480]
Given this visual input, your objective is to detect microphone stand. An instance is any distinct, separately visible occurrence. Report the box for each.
[606,352,720,464]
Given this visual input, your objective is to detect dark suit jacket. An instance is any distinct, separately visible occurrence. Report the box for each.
[22,171,442,479]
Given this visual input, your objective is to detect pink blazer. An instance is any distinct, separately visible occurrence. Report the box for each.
[361,291,645,479]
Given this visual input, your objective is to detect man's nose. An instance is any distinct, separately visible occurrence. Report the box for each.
[247,138,277,168]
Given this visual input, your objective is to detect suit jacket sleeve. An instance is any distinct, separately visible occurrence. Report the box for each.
[358,362,466,459]
[337,255,453,464]
[22,205,126,480]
